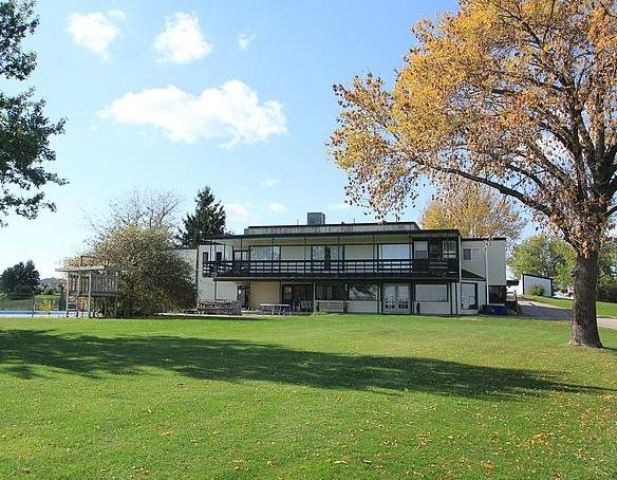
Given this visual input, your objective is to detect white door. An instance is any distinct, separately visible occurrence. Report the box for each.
[383,284,411,314]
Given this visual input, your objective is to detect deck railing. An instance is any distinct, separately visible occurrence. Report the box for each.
[203,258,459,279]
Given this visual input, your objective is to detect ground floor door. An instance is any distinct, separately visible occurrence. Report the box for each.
[383,284,411,314]
[282,284,313,312]
[237,285,249,309]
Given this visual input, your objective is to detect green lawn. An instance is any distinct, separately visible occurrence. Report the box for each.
[0,315,616,479]
[522,295,617,317]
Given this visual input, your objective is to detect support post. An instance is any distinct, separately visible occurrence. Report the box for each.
[313,282,316,313]
[65,274,70,318]
[87,272,93,318]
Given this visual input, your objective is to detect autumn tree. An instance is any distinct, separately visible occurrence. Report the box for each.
[177,186,226,248]
[80,190,194,316]
[90,189,182,237]
[421,180,525,240]
[0,0,65,226]
[92,226,195,316]
[330,0,617,347]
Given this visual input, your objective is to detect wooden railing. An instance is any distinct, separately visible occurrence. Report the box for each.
[203,258,459,279]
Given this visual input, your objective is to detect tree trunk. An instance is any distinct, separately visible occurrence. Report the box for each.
[570,251,603,348]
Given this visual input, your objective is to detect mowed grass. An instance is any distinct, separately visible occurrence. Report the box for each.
[522,295,617,317]
[0,315,616,480]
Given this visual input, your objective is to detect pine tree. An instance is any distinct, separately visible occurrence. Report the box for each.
[177,187,226,248]
[0,0,65,226]
[0,260,40,296]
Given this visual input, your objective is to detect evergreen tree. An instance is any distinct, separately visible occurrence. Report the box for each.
[0,260,40,296]
[177,187,226,248]
[0,0,65,226]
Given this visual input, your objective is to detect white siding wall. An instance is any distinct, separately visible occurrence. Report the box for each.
[347,300,378,313]
[195,245,237,302]
[461,239,506,286]
[248,282,280,309]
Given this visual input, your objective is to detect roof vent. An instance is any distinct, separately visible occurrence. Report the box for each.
[307,212,326,225]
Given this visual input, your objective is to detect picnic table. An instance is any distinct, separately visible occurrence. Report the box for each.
[259,303,291,315]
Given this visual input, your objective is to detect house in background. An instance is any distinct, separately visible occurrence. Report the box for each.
[180,213,507,315]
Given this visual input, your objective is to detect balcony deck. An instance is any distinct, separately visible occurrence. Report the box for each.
[204,259,459,281]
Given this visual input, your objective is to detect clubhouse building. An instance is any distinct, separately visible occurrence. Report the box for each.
[180,213,507,315]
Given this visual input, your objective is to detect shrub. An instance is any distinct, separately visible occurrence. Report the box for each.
[598,278,617,303]
[529,284,545,296]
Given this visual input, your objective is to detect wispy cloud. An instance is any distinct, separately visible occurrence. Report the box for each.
[260,178,280,188]
[225,203,252,223]
[154,12,212,64]
[269,202,287,214]
[67,10,126,60]
[237,33,256,51]
[98,81,287,147]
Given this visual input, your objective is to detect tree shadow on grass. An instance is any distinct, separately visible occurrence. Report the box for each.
[0,329,611,400]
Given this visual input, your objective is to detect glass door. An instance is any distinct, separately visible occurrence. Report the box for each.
[384,284,397,313]
[383,284,411,314]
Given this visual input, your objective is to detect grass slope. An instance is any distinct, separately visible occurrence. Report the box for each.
[0,315,616,479]
[522,295,617,318]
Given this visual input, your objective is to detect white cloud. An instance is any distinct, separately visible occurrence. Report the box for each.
[328,202,352,211]
[154,12,212,64]
[238,33,256,51]
[260,178,280,188]
[67,10,125,59]
[269,202,287,214]
[98,80,287,147]
[225,203,252,223]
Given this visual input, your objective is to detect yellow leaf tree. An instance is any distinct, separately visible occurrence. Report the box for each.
[421,181,525,240]
[330,0,617,347]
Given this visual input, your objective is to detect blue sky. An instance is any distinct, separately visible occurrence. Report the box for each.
[1,0,462,277]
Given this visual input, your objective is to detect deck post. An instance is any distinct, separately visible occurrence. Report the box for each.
[313,282,316,313]
[87,272,93,318]
[65,273,70,317]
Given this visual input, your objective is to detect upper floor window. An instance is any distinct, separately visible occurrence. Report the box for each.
[250,246,281,261]
[463,247,481,261]
[442,240,457,259]
[311,245,344,261]
[416,239,457,259]
[380,244,410,259]
[414,241,428,259]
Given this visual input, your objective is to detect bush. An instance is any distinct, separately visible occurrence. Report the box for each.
[529,284,545,296]
[598,278,617,303]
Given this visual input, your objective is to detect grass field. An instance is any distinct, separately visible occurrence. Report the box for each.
[0,315,616,479]
[522,295,617,317]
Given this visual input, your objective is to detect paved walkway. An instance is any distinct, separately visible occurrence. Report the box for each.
[518,299,617,331]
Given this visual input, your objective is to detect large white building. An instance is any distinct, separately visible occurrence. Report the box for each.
[180,213,507,315]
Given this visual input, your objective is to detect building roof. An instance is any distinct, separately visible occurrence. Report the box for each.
[461,269,485,280]
[243,220,422,237]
